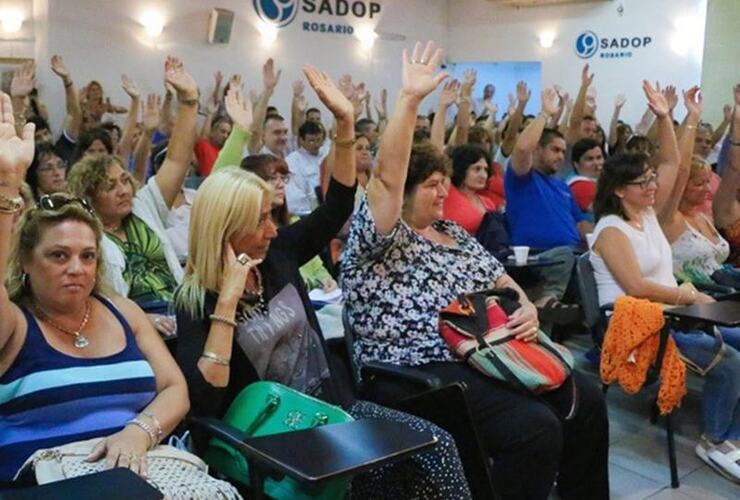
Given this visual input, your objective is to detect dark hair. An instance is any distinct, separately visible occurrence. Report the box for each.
[266,106,278,115]
[239,154,290,226]
[354,118,376,134]
[572,138,603,165]
[625,135,655,156]
[212,115,232,130]
[582,115,597,123]
[449,144,491,188]
[468,126,494,147]
[413,129,431,143]
[263,114,285,126]
[404,143,452,196]
[538,128,565,148]
[298,120,324,139]
[27,143,66,200]
[593,152,650,221]
[100,121,122,139]
[74,128,114,162]
[306,107,320,117]
[27,115,51,134]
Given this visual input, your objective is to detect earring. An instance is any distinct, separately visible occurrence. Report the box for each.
[22,273,29,290]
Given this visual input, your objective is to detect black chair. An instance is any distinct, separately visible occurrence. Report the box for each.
[341,309,498,500]
[575,252,679,488]
[190,417,437,500]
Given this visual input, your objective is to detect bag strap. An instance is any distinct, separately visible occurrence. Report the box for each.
[535,340,573,375]
[481,348,532,395]
[470,293,492,345]
[244,393,281,436]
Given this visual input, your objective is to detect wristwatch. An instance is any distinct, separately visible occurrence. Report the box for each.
[0,192,23,214]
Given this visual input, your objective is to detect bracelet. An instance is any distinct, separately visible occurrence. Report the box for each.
[64,80,73,89]
[0,192,23,214]
[178,97,198,107]
[333,136,357,149]
[141,411,163,443]
[126,418,157,450]
[201,351,230,366]
[209,314,237,327]
[686,124,696,130]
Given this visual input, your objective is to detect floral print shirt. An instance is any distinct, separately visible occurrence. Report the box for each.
[342,197,506,366]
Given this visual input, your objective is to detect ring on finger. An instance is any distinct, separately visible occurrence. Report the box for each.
[236,253,249,266]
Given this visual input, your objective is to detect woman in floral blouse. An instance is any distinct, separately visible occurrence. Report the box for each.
[342,41,609,500]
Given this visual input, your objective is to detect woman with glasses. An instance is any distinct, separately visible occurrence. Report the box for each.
[65,57,198,339]
[590,82,740,482]
[0,93,189,484]
[26,143,68,200]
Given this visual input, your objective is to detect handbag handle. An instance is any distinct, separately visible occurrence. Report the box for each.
[244,393,281,436]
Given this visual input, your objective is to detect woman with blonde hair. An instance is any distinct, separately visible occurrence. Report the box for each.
[0,93,189,484]
[174,63,471,499]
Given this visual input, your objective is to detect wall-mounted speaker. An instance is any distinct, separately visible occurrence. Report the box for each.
[208,8,234,44]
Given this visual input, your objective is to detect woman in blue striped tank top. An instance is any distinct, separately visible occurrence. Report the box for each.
[0,90,189,483]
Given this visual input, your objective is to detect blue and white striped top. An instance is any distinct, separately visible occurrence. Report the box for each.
[0,296,157,481]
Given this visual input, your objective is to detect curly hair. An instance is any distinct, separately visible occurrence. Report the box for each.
[404,142,452,196]
[66,154,139,203]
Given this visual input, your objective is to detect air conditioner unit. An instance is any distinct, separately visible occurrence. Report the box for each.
[487,0,612,7]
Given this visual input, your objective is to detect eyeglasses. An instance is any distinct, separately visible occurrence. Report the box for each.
[37,159,68,173]
[625,171,658,190]
[38,195,96,217]
[269,173,291,184]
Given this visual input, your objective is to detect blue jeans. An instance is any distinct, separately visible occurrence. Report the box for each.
[673,327,740,441]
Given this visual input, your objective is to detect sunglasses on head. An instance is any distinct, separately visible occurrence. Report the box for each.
[38,195,96,217]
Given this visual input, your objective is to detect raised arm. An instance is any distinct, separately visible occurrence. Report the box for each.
[643,81,681,215]
[0,93,35,355]
[367,41,448,235]
[290,80,307,136]
[9,61,34,136]
[454,69,476,146]
[212,86,253,172]
[711,105,732,147]
[430,79,459,151]
[608,94,626,149]
[50,55,83,140]
[117,74,141,158]
[132,94,161,183]
[154,56,198,208]
[247,58,281,155]
[501,81,530,157]
[566,64,594,143]
[375,88,388,134]
[510,87,559,176]
[713,85,740,228]
[658,86,702,226]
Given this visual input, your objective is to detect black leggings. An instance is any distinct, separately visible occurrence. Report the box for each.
[417,363,610,500]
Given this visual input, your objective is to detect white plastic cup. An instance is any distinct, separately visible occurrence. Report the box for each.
[512,246,530,265]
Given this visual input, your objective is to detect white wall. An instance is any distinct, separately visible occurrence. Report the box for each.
[35,0,448,133]
[447,0,708,127]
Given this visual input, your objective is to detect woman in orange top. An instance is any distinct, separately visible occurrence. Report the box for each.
[443,144,497,234]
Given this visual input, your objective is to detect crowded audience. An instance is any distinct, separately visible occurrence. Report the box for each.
[1,28,739,499]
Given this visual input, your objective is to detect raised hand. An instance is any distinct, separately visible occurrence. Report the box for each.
[10,61,35,98]
[643,81,671,119]
[50,55,70,81]
[224,86,253,131]
[121,74,140,100]
[615,93,627,109]
[541,88,560,117]
[292,80,304,97]
[228,74,242,89]
[682,86,702,117]
[303,65,354,122]
[262,58,281,92]
[214,70,223,88]
[439,79,460,108]
[581,64,595,87]
[374,88,388,117]
[507,94,517,116]
[401,41,448,101]
[338,74,354,100]
[516,81,530,104]
[723,104,732,122]
[205,94,219,115]
[662,85,678,112]
[164,56,198,99]
[461,68,477,97]
[220,242,262,302]
[141,94,162,132]
[0,93,35,186]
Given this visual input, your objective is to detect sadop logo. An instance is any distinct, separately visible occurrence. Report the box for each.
[253,0,299,27]
[575,31,599,59]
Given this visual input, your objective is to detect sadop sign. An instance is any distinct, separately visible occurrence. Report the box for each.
[253,0,382,35]
[575,30,653,60]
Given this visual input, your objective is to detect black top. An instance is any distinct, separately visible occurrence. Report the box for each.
[175,178,357,430]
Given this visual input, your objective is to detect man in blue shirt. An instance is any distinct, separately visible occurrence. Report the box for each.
[506,87,594,323]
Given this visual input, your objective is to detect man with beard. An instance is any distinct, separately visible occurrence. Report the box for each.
[505,88,591,324]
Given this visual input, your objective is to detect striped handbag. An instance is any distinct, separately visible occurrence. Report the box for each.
[439,288,575,395]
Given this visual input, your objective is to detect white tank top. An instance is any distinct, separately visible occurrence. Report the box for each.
[670,213,729,280]
[590,209,677,306]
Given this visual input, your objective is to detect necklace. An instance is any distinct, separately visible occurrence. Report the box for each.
[35,300,92,349]
[237,269,267,321]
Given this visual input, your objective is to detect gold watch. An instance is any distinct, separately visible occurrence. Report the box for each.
[0,192,24,214]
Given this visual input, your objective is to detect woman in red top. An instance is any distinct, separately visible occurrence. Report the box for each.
[566,138,604,222]
[443,144,496,234]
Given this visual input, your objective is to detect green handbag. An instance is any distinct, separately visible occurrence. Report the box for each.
[204,381,354,500]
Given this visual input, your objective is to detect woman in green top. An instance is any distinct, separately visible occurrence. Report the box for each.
[66,56,198,337]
